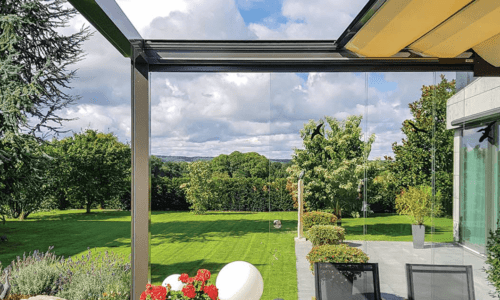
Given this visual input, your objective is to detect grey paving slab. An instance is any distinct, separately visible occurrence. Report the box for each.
[295,239,496,300]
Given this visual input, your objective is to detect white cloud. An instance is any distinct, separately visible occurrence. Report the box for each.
[142,0,257,39]
[249,0,368,39]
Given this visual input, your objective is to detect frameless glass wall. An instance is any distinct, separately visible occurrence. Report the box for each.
[147,71,495,299]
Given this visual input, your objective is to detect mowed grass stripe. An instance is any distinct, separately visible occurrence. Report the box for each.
[0,210,298,299]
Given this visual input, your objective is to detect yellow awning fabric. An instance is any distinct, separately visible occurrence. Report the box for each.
[409,0,500,59]
[344,0,472,57]
[474,33,500,67]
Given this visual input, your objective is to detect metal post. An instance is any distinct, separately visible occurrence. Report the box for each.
[297,179,304,239]
[131,41,150,300]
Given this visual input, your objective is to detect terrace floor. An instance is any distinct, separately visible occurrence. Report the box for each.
[295,239,495,300]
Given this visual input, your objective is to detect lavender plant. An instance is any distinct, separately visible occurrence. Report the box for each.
[2,247,61,295]
[0,246,131,300]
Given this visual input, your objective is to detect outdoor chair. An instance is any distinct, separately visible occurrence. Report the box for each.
[406,264,475,300]
[314,262,382,300]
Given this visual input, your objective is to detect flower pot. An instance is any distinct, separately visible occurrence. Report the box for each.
[412,224,425,249]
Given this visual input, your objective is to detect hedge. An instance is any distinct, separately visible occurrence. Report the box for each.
[302,211,337,230]
[207,178,294,211]
[305,225,345,246]
[306,244,369,272]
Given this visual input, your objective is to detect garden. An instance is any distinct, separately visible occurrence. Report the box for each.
[0,207,456,299]
[2,1,498,299]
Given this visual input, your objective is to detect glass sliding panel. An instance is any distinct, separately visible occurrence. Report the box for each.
[150,73,279,298]
[461,125,490,253]
[269,72,369,299]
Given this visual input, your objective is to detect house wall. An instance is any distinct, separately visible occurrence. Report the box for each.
[447,77,500,242]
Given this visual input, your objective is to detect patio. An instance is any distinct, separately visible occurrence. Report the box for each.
[295,239,495,300]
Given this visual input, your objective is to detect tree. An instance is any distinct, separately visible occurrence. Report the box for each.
[286,115,375,213]
[210,151,269,179]
[391,75,455,215]
[1,0,91,139]
[0,10,46,221]
[182,161,214,214]
[0,0,91,221]
[45,130,130,213]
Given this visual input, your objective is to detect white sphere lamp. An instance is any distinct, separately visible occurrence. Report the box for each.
[162,274,185,291]
[216,261,264,300]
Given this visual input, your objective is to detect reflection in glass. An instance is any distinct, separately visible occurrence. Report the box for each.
[460,122,497,254]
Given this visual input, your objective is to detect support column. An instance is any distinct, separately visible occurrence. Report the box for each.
[453,129,462,242]
[131,41,150,300]
[297,179,304,239]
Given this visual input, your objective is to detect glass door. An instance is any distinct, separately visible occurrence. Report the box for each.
[461,121,498,254]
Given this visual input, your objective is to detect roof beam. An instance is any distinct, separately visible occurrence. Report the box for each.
[67,0,141,57]
[142,40,479,73]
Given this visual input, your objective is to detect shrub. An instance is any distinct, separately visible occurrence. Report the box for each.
[395,185,442,225]
[302,211,337,231]
[0,247,131,300]
[305,225,345,246]
[486,223,500,298]
[306,244,369,272]
[3,249,61,296]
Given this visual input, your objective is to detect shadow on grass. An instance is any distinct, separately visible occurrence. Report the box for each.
[0,210,296,268]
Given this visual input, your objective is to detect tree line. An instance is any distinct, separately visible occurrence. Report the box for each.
[0,75,455,220]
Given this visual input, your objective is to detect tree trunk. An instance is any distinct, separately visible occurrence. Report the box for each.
[86,201,91,213]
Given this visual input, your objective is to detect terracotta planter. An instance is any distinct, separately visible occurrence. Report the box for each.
[412,224,425,249]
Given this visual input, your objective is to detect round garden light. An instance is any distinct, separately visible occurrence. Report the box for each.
[216,261,263,300]
[162,274,185,291]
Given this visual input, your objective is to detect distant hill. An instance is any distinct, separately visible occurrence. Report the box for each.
[155,155,212,162]
[154,155,291,163]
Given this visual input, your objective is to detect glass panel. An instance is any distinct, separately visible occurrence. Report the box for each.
[150,73,280,298]
[115,0,369,40]
[460,125,490,253]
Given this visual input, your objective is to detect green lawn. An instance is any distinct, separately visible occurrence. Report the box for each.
[0,210,453,299]
[341,213,454,242]
[0,210,298,300]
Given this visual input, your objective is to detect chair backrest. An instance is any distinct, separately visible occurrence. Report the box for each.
[314,262,381,300]
[406,264,475,300]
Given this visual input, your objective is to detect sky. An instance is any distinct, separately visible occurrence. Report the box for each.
[50,0,457,160]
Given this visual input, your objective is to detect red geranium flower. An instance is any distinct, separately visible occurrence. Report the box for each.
[179,273,190,283]
[203,284,219,300]
[197,269,211,281]
[182,284,197,298]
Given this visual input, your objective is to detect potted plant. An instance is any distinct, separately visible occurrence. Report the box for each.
[395,185,442,249]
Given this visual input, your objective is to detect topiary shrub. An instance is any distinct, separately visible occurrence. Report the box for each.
[302,211,337,231]
[486,223,500,298]
[305,225,345,246]
[306,244,369,272]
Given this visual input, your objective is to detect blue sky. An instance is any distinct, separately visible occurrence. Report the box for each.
[51,0,456,160]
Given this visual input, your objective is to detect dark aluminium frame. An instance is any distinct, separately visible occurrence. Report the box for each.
[67,0,500,299]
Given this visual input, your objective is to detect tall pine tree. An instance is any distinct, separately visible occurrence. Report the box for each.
[0,0,90,221]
